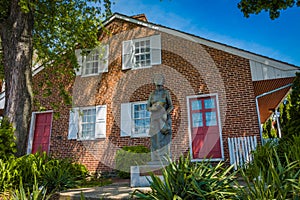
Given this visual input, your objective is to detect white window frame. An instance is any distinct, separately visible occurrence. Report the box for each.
[79,106,97,140]
[68,105,107,140]
[132,102,151,137]
[120,101,150,138]
[133,38,151,69]
[75,44,109,77]
[122,35,161,70]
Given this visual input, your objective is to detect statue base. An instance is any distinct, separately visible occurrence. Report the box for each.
[130,162,169,187]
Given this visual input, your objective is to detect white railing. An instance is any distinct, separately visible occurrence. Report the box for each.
[228,136,257,170]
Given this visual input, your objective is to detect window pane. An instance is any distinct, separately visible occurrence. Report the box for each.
[146,54,150,59]
[206,112,217,126]
[204,99,215,109]
[192,112,203,127]
[192,100,202,110]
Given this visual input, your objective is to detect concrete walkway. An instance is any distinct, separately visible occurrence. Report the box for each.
[58,179,151,200]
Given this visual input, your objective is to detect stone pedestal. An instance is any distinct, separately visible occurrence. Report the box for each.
[130,164,166,187]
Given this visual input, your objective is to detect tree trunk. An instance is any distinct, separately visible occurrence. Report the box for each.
[0,0,34,156]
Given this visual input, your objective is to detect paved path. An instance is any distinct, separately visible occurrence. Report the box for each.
[59,179,151,200]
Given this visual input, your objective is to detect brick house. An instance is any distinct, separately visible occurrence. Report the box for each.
[1,13,298,172]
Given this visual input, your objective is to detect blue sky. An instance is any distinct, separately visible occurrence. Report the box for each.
[111,0,300,67]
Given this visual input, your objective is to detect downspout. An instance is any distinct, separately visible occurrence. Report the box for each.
[255,83,293,144]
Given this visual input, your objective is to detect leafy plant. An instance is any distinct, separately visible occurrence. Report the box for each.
[240,147,300,199]
[134,155,239,200]
[16,153,49,188]
[0,118,17,160]
[0,158,19,193]
[12,177,49,200]
[0,152,89,196]
[115,145,151,178]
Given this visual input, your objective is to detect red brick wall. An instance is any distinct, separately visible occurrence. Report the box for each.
[32,18,260,172]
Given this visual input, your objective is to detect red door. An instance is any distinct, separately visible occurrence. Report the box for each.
[189,95,222,159]
[32,113,52,154]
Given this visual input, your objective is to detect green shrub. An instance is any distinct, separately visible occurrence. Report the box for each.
[134,156,238,200]
[0,152,88,195]
[11,176,49,200]
[41,158,88,193]
[277,135,300,165]
[0,118,17,160]
[240,151,300,199]
[0,158,19,193]
[115,145,150,178]
[241,137,300,199]
[41,159,77,193]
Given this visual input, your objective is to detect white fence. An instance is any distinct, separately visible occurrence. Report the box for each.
[228,136,258,170]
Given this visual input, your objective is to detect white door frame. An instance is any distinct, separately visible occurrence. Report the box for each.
[186,93,224,162]
[27,110,53,154]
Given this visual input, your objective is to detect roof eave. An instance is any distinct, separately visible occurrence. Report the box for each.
[104,13,300,71]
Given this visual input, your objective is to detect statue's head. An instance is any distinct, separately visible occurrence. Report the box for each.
[153,74,165,86]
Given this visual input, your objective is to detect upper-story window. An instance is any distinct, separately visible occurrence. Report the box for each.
[134,39,151,68]
[122,35,161,70]
[75,44,109,76]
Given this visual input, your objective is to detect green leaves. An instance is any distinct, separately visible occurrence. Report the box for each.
[238,0,299,19]
[0,0,10,22]
[240,136,300,199]
[238,0,300,19]
[0,152,89,199]
[134,156,239,200]
[0,118,17,160]
[115,146,150,178]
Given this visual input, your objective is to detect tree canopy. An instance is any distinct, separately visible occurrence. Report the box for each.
[238,0,300,19]
[0,0,112,156]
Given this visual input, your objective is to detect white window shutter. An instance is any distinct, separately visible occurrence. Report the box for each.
[68,108,79,139]
[122,40,135,70]
[150,35,161,65]
[75,49,82,76]
[99,45,109,73]
[95,105,107,138]
[120,103,132,137]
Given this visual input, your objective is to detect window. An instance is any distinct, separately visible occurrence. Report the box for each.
[120,102,150,137]
[68,105,107,140]
[132,103,150,136]
[80,108,96,139]
[75,45,109,76]
[122,35,161,70]
[134,39,151,68]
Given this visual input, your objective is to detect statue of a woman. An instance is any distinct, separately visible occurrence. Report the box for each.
[147,74,173,162]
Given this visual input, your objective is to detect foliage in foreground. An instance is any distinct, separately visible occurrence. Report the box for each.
[115,145,151,178]
[0,152,89,197]
[240,135,300,199]
[0,118,17,160]
[134,156,238,200]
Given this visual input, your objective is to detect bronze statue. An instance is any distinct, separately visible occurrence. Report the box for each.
[147,74,173,162]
